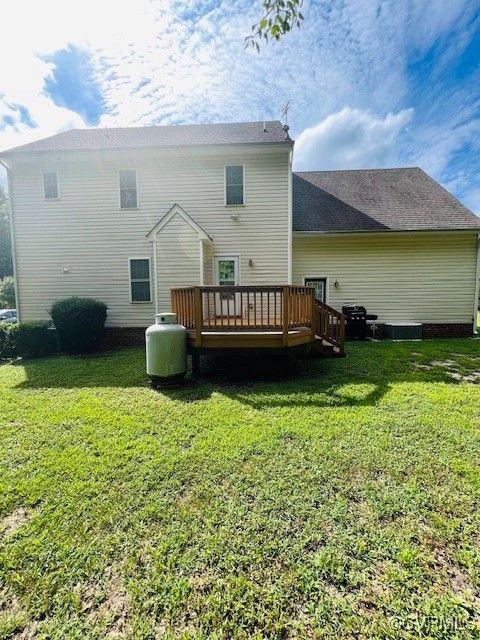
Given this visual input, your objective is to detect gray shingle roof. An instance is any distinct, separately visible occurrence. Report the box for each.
[0,121,291,155]
[293,168,480,232]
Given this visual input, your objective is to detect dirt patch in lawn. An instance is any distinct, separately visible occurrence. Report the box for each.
[85,566,131,637]
[0,507,29,537]
[412,354,480,383]
[0,588,36,639]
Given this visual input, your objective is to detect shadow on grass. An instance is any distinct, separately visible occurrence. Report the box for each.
[11,347,148,390]
[11,341,465,409]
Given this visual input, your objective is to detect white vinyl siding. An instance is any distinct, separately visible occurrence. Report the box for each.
[43,172,58,199]
[129,258,151,302]
[155,213,201,311]
[10,146,289,326]
[225,165,244,205]
[293,232,478,324]
[119,169,138,209]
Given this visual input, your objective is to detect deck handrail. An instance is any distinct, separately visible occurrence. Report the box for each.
[171,285,344,352]
[312,299,345,353]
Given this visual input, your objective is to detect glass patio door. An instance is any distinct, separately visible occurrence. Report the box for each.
[214,256,239,318]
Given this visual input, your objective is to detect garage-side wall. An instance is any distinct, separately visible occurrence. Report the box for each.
[293,232,478,324]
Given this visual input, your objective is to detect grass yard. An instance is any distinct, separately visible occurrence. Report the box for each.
[1,340,480,639]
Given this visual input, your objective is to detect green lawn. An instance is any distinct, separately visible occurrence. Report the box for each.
[1,340,480,639]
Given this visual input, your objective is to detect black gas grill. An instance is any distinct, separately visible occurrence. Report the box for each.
[342,305,378,340]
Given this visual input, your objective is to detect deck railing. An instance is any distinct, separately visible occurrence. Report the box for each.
[171,285,345,352]
[313,299,345,351]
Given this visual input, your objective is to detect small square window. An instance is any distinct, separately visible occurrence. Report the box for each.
[43,172,58,199]
[129,258,151,302]
[119,169,138,209]
[225,165,244,205]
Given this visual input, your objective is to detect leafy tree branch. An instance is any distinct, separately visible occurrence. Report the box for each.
[246,0,304,50]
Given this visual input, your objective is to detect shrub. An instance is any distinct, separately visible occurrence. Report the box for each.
[0,276,15,308]
[8,321,57,359]
[0,322,9,357]
[50,297,107,354]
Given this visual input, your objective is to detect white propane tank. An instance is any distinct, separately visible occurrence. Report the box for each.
[146,313,186,386]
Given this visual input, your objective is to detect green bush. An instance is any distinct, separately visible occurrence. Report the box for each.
[8,321,57,358]
[0,276,15,308]
[50,297,108,354]
[0,322,9,357]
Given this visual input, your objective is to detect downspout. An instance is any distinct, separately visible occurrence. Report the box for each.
[0,159,20,321]
[473,233,480,335]
[199,239,204,285]
[287,147,293,284]
[151,234,159,315]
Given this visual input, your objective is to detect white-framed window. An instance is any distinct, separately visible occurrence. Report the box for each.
[304,277,328,303]
[119,169,138,209]
[43,172,59,199]
[129,258,151,302]
[225,165,244,205]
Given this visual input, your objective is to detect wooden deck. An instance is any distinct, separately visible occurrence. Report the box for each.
[171,286,345,359]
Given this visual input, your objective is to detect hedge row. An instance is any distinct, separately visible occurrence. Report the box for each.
[0,296,108,359]
[0,321,57,359]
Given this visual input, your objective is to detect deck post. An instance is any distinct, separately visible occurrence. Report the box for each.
[282,286,289,346]
[339,315,346,354]
[193,286,202,347]
[309,287,315,340]
[191,351,200,375]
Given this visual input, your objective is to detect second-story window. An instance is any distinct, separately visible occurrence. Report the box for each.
[225,165,244,205]
[43,172,58,199]
[119,169,138,209]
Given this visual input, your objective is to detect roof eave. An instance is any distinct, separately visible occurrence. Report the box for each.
[293,227,480,235]
[0,139,294,158]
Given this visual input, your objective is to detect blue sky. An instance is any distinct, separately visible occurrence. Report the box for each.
[0,0,479,212]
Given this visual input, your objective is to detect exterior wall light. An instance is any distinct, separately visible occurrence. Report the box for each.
[334,279,340,288]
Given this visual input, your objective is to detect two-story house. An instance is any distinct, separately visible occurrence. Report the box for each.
[1,120,479,347]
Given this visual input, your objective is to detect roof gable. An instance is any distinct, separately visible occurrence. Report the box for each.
[146,204,212,242]
[293,168,480,233]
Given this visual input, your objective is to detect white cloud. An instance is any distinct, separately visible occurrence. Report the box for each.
[0,0,477,213]
[293,107,414,171]
[0,0,161,152]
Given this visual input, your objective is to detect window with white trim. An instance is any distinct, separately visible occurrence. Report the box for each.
[225,165,244,205]
[129,258,151,302]
[43,172,58,199]
[119,169,138,209]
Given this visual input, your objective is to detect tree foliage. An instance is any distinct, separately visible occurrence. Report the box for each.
[0,186,13,279]
[246,0,304,50]
[0,276,15,308]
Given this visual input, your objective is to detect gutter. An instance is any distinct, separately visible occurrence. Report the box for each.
[473,233,480,335]
[293,228,480,237]
[0,140,295,160]
[0,159,20,322]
